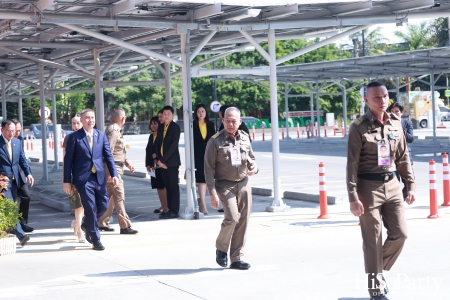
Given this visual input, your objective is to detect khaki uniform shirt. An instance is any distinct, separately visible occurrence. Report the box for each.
[346,110,416,202]
[204,129,256,197]
[105,122,130,168]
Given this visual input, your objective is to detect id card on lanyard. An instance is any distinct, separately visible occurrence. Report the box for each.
[378,141,390,167]
[230,146,241,166]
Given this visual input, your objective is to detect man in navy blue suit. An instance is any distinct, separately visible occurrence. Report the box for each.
[63,109,118,251]
[0,120,34,246]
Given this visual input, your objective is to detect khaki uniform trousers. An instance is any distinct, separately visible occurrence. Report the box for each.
[98,165,132,229]
[215,177,252,263]
[357,176,408,296]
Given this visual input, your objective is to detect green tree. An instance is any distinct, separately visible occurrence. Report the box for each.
[394,21,432,50]
[429,17,449,47]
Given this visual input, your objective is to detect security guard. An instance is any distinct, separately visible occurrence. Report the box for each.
[347,81,415,300]
[204,107,258,270]
[97,108,138,234]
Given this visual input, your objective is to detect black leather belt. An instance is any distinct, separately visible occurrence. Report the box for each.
[114,161,124,167]
[358,172,394,182]
[234,177,247,183]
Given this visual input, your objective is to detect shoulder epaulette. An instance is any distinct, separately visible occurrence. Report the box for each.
[390,112,400,121]
[212,132,220,139]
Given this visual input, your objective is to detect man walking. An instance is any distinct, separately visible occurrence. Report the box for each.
[204,107,258,270]
[11,119,33,233]
[0,120,34,246]
[347,81,415,300]
[63,109,119,250]
[154,106,181,219]
[97,108,138,234]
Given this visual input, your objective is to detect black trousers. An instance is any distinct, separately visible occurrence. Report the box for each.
[15,178,31,223]
[161,166,180,214]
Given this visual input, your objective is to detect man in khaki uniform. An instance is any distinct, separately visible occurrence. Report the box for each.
[347,81,415,300]
[98,108,138,234]
[204,107,258,270]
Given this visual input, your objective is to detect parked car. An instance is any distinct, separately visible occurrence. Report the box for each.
[439,106,450,121]
[30,124,73,139]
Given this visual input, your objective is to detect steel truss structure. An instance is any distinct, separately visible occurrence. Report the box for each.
[0,0,449,216]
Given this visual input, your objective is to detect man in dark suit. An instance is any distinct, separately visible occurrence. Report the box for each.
[63,109,119,250]
[0,120,34,246]
[11,119,33,233]
[389,102,414,199]
[155,105,181,219]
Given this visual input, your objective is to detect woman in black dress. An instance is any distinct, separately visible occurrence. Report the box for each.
[193,103,216,215]
[145,116,168,214]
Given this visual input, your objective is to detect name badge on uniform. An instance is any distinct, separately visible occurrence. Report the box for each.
[378,143,391,167]
[230,146,241,166]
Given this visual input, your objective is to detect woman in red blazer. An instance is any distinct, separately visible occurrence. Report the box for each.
[193,103,216,215]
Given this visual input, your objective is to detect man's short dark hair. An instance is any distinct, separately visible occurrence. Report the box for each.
[380,145,387,149]
[158,109,163,114]
[11,118,20,125]
[1,120,14,128]
[162,105,174,114]
[388,102,404,113]
[219,105,230,116]
[366,81,386,90]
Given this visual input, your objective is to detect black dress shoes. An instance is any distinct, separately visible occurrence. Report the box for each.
[371,294,389,300]
[19,235,30,246]
[120,227,138,234]
[160,211,179,219]
[80,222,92,244]
[230,261,251,270]
[92,240,105,251]
[99,226,115,232]
[218,209,224,213]
[21,223,34,233]
[216,249,228,267]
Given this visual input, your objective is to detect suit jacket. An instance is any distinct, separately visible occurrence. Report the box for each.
[63,129,118,185]
[401,118,414,163]
[154,121,181,168]
[193,120,215,158]
[0,135,31,188]
[145,132,157,167]
[219,121,251,142]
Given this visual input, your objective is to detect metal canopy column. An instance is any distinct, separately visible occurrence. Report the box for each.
[284,82,291,139]
[266,29,290,212]
[93,49,105,131]
[51,77,60,171]
[310,88,315,137]
[342,83,348,138]
[316,80,321,138]
[39,63,51,183]
[180,32,196,219]
[18,82,23,136]
[431,69,437,142]
[164,49,172,106]
[1,77,5,120]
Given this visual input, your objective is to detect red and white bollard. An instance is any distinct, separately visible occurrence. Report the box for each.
[297,123,300,138]
[341,120,345,137]
[318,162,330,219]
[262,128,265,141]
[281,126,285,140]
[334,120,337,136]
[25,134,29,151]
[315,121,318,136]
[30,136,34,151]
[428,159,440,218]
[442,153,450,206]
[252,124,255,141]
[324,122,327,137]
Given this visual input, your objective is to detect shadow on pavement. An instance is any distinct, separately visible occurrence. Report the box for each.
[86,268,225,277]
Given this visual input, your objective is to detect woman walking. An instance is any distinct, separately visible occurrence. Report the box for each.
[63,113,85,243]
[193,103,215,215]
